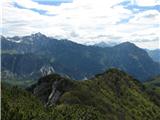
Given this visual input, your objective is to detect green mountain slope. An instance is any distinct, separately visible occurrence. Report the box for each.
[2,69,160,120]
[144,75,160,89]
[1,83,46,120]
[144,76,160,106]
[29,69,160,120]
[2,83,105,120]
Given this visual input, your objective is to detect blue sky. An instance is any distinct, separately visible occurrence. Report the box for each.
[33,0,73,5]
[1,0,160,49]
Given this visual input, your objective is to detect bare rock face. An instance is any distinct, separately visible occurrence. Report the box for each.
[46,81,62,107]
[28,74,74,107]
[40,65,55,76]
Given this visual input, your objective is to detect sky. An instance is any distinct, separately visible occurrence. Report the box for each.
[1,0,160,49]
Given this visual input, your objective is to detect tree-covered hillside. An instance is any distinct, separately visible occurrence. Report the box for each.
[2,69,160,120]
[144,76,160,106]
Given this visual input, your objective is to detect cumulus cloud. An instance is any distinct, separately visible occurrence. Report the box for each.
[1,0,160,49]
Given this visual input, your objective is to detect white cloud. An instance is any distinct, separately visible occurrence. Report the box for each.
[135,0,160,6]
[129,10,160,24]
[1,0,160,49]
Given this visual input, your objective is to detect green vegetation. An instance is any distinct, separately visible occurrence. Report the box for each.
[2,83,46,120]
[2,69,160,120]
[2,84,106,120]
[144,75,160,90]
[56,69,160,120]
[2,79,36,88]
[1,70,36,88]
[144,76,160,106]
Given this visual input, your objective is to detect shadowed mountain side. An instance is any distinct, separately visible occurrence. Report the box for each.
[1,34,160,81]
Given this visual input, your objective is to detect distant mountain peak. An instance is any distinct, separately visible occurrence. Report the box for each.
[114,41,137,48]
[119,41,135,46]
[94,42,110,48]
[31,32,47,38]
[4,36,22,43]
[1,35,5,39]
[94,41,118,48]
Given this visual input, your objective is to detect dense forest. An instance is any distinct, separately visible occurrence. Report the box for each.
[2,69,160,120]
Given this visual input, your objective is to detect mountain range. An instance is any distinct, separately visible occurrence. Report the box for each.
[1,33,160,82]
